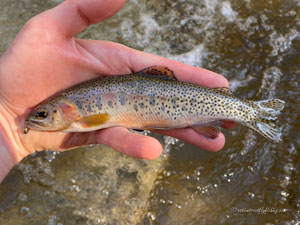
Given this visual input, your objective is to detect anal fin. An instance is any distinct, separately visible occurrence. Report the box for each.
[191,122,221,139]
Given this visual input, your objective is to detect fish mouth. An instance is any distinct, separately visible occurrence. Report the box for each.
[24,119,47,130]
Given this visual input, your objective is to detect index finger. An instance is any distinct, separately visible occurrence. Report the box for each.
[128,49,229,88]
[76,40,230,89]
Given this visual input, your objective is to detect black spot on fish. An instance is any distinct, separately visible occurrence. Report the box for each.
[129,81,136,88]
[97,97,102,110]
[108,100,113,108]
[76,100,82,109]
[139,102,145,108]
[87,105,92,112]
[119,95,126,106]
[134,104,138,112]
[149,98,155,106]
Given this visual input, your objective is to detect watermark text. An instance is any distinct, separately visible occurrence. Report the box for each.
[231,207,288,214]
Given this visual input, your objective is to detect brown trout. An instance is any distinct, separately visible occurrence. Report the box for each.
[24,66,285,142]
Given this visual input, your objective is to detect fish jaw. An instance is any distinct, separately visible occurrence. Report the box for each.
[24,119,46,131]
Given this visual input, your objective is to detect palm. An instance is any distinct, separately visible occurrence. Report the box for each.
[0,0,232,159]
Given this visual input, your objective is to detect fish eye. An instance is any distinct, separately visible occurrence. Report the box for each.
[35,110,48,119]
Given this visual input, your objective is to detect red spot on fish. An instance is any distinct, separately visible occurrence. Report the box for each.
[103,93,116,101]
[60,102,80,121]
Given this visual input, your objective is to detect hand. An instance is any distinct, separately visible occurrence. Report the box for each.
[0,0,233,181]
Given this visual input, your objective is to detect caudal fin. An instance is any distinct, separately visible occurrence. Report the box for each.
[246,99,285,142]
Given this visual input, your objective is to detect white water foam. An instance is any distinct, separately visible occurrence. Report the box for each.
[168,44,206,67]
[220,1,238,22]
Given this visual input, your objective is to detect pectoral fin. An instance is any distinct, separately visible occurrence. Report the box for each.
[137,66,177,80]
[75,114,110,128]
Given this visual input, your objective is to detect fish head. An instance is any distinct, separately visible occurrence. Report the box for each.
[24,100,78,132]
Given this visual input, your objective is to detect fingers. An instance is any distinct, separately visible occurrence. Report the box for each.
[95,126,225,155]
[38,0,126,38]
[24,127,162,160]
[128,48,230,88]
[156,128,226,152]
[76,40,230,88]
[95,127,163,159]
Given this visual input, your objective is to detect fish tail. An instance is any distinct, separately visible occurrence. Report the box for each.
[246,99,285,142]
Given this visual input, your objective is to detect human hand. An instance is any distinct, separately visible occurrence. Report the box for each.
[0,0,234,181]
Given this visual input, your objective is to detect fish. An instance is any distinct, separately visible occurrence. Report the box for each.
[23,65,285,142]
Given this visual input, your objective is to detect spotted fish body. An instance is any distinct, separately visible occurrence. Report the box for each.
[24,66,285,142]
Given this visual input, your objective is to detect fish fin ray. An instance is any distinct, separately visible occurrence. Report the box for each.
[191,122,221,139]
[216,87,234,96]
[243,120,283,142]
[245,99,285,142]
[251,99,285,117]
[75,114,110,128]
[137,66,178,80]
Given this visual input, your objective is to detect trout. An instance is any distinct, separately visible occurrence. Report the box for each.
[24,66,285,142]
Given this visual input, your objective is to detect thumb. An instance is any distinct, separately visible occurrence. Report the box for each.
[37,0,126,38]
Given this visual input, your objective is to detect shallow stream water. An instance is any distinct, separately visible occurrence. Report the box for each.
[0,0,299,224]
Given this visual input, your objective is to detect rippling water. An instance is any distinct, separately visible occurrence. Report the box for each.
[0,0,299,224]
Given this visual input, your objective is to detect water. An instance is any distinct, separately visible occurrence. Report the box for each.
[0,0,299,224]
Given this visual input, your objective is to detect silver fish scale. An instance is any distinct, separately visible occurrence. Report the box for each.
[61,74,255,128]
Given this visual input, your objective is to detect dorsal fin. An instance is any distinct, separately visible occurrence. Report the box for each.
[137,66,178,80]
[216,87,233,96]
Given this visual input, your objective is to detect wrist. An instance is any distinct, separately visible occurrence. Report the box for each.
[0,102,29,183]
